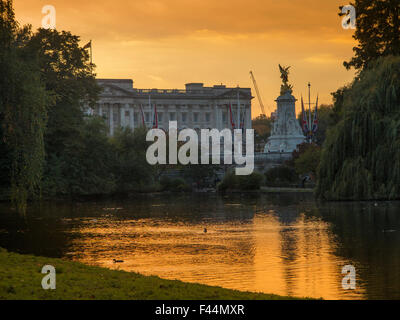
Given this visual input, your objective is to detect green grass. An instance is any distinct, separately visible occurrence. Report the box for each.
[0,248,302,300]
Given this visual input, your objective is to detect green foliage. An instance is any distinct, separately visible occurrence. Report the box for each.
[42,116,116,196]
[160,176,191,192]
[24,28,100,179]
[340,0,400,71]
[0,1,53,214]
[217,171,263,191]
[294,144,321,176]
[252,114,273,152]
[110,127,155,193]
[317,56,400,200]
[182,164,219,187]
[265,166,298,186]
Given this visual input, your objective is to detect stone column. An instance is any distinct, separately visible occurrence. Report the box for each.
[188,105,192,128]
[120,104,125,128]
[246,104,252,129]
[109,105,114,136]
[129,104,134,130]
[214,103,218,129]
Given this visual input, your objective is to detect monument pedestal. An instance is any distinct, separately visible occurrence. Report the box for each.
[264,91,305,153]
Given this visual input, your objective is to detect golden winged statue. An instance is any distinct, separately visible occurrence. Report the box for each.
[279,64,293,95]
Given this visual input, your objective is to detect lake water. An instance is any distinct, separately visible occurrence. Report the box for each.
[0,193,399,300]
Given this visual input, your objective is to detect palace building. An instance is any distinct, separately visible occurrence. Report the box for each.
[90,79,253,135]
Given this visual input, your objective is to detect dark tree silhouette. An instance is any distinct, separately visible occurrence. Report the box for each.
[340,0,400,71]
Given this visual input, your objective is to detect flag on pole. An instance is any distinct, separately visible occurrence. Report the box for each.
[240,108,245,132]
[228,103,235,129]
[83,40,93,71]
[139,104,146,127]
[83,40,91,49]
[312,95,319,133]
[152,104,158,128]
[301,96,309,135]
[237,90,240,130]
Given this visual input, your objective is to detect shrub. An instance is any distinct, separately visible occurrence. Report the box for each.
[265,166,298,185]
[217,172,263,191]
[159,176,190,192]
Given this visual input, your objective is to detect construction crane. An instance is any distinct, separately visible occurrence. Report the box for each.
[249,70,266,116]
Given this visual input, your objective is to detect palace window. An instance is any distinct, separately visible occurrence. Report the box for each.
[182,113,187,122]
[205,113,210,123]
[158,113,163,122]
[170,112,176,121]
[193,112,199,123]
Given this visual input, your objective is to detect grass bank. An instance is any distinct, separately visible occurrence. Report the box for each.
[0,248,301,300]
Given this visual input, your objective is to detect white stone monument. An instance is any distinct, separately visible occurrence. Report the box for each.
[264,65,305,153]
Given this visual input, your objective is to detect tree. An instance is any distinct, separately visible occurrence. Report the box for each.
[294,144,321,177]
[340,0,400,71]
[252,114,273,152]
[110,127,156,193]
[42,116,116,195]
[0,1,53,214]
[264,166,298,186]
[21,28,102,196]
[316,56,400,200]
[24,28,100,159]
[217,171,263,191]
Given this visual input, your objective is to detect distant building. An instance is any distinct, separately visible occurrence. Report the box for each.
[90,79,253,135]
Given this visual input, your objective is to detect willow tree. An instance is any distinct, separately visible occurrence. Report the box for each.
[0,0,52,214]
[316,56,400,200]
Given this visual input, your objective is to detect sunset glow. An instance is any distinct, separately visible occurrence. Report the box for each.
[15,0,357,117]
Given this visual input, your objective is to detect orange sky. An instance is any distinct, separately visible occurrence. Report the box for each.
[15,0,357,117]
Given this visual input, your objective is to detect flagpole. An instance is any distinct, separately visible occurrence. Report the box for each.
[237,88,240,130]
[89,40,93,73]
[308,82,311,143]
[149,95,151,127]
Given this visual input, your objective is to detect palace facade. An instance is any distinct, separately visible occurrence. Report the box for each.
[91,79,253,135]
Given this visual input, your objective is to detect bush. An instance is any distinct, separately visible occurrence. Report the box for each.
[294,144,321,176]
[265,166,298,186]
[217,172,263,191]
[159,176,190,192]
[238,172,264,190]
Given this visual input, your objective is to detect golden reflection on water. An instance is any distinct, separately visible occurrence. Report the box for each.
[66,201,366,300]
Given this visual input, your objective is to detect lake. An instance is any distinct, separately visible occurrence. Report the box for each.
[0,193,399,299]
